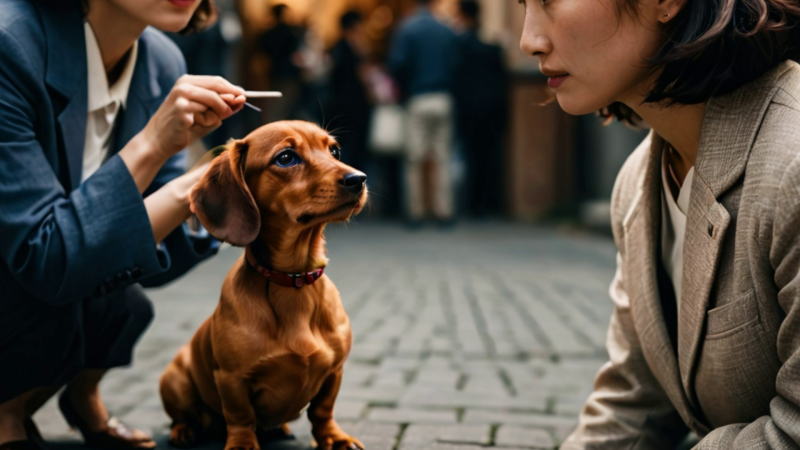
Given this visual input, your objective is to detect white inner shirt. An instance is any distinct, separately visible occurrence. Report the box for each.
[82,22,138,181]
[660,150,695,309]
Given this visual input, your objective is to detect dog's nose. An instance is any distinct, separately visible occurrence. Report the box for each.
[340,172,367,193]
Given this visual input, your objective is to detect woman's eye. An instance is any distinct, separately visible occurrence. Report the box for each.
[274,149,301,168]
[330,146,342,161]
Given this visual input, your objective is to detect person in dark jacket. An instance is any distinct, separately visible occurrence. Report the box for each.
[327,10,372,172]
[388,0,458,227]
[0,0,245,448]
[453,0,509,217]
[258,3,304,122]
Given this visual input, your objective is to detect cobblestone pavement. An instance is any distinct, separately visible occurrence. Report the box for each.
[35,222,617,450]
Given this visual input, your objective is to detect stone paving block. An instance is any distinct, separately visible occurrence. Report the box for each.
[342,363,376,387]
[367,407,458,424]
[553,396,590,417]
[340,386,404,404]
[496,426,556,449]
[414,367,461,387]
[372,369,407,388]
[379,356,426,371]
[402,423,492,446]
[334,400,368,421]
[399,444,498,450]
[400,387,548,412]
[462,410,578,429]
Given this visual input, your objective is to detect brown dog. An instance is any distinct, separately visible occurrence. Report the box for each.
[159,121,366,450]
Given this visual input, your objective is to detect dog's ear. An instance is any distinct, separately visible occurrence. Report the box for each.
[190,139,261,246]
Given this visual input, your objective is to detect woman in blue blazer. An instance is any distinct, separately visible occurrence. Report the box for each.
[0,0,246,448]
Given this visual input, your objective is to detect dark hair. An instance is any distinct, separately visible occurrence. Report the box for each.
[180,0,217,34]
[340,10,363,31]
[271,4,288,21]
[601,0,800,125]
[459,0,480,21]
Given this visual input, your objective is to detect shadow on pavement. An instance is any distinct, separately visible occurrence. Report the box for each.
[45,435,313,450]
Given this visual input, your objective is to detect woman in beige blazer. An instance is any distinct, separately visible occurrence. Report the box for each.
[517,0,800,448]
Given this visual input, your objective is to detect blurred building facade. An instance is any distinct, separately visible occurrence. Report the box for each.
[225,0,646,225]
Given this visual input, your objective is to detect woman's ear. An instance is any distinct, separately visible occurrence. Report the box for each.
[189,139,261,246]
[658,0,688,23]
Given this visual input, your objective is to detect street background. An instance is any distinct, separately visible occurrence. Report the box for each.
[33,0,645,448]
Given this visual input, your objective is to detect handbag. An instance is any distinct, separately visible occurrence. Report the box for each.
[368,103,406,155]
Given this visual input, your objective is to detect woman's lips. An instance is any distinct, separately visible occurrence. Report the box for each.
[168,0,196,8]
[547,74,569,89]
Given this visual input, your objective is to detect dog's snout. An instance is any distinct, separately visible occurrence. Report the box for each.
[340,172,367,193]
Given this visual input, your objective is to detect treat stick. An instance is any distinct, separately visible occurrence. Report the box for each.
[244,91,284,98]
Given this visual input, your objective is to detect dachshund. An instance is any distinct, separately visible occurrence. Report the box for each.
[159,121,366,450]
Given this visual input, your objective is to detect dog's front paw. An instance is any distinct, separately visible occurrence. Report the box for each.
[314,429,364,450]
[225,443,260,450]
[169,422,199,448]
[225,427,260,450]
[224,440,260,450]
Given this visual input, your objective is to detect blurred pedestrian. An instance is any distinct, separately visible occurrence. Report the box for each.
[326,10,372,172]
[453,0,508,218]
[388,0,458,228]
[258,3,304,122]
[516,0,800,447]
[0,0,245,448]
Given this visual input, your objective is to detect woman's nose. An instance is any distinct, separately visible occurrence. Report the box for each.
[519,11,551,56]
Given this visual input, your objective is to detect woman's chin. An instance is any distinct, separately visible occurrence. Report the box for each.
[555,94,606,117]
[153,18,193,33]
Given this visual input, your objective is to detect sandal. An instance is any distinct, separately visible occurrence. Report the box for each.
[58,390,156,449]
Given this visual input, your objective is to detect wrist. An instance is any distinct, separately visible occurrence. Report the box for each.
[125,132,169,168]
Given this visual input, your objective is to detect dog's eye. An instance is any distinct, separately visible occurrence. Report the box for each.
[273,149,301,168]
[329,145,342,161]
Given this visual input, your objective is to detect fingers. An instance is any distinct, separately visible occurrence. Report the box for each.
[194,109,222,129]
[172,76,247,122]
[179,74,244,97]
[174,83,232,119]
[220,93,247,113]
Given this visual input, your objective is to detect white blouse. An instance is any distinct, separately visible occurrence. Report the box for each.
[660,152,695,309]
[82,22,138,181]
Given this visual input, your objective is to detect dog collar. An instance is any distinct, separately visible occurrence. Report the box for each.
[245,251,325,289]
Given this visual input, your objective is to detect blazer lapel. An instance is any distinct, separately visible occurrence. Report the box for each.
[622,133,694,424]
[677,63,791,405]
[38,2,87,191]
[113,32,165,155]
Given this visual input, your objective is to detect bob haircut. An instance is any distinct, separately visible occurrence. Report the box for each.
[180,0,217,35]
[602,0,800,125]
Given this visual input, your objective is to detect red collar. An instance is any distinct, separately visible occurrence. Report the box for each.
[245,250,325,289]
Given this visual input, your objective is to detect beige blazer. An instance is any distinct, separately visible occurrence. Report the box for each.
[563,60,800,449]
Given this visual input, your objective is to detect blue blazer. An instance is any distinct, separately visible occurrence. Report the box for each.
[0,0,217,343]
